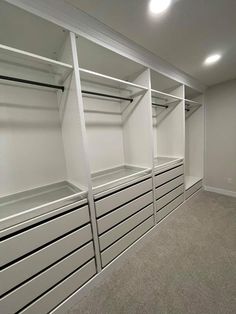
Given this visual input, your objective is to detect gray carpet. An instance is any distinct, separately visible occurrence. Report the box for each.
[67,191,236,314]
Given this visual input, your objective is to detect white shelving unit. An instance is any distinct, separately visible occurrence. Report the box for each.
[77,36,153,194]
[0,2,206,313]
[185,86,204,197]
[151,70,185,171]
[0,5,88,230]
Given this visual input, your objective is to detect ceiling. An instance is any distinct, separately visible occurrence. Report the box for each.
[66,0,236,87]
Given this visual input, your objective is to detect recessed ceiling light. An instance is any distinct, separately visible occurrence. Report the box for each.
[149,0,172,14]
[204,54,222,65]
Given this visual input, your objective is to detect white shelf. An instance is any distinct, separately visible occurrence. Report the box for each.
[154,156,183,172]
[0,44,73,83]
[91,165,150,195]
[80,68,148,94]
[0,181,87,231]
[185,98,202,106]
[185,176,202,190]
[152,88,183,104]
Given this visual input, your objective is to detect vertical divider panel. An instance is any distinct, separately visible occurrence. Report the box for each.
[146,69,156,223]
[68,32,102,271]
[56,34,87,189]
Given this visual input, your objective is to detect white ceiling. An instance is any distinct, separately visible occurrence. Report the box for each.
[67,0,236,87]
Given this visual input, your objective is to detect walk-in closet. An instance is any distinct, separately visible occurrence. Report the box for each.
[1,1,235,313]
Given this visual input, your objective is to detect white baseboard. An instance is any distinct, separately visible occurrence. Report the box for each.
[204,185,236,198]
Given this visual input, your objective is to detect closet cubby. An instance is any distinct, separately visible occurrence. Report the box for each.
[0,3,88,230]
[76,36,153,194]
[185,86,204,198]
[151,70,185,171]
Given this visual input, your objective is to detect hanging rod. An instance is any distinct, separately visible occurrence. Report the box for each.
[0,75,64,91]
[82,90,133,103]
[152,103,168,109]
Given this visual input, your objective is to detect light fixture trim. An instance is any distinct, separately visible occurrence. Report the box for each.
[149,0,172,14]
[204,54,222,65]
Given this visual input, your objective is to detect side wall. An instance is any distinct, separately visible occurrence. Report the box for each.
[205,79,236,195]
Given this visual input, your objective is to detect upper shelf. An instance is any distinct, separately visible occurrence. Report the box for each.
[185,98,202,106]
[151,88,182,105]
[79,68,148,94]
[0,44,73,83]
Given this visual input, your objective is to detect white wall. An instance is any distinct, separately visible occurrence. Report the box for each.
[0,82,67,197]
[205,79,236,194]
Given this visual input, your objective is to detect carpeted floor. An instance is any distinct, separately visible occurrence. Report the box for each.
[67,191,236,314]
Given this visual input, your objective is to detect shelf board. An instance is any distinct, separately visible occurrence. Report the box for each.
[0,44,73,83]
[185,176,202,190]
[151,88,183,103]
[0,181,86,231]
[185,98,202,106]
[80,68,148,94]
[154,156,183,171]
[91,164,150,195]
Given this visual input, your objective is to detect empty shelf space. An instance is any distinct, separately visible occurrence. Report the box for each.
[185,176,202,190]
[185,99,202,106]
[154,156,183,170]
[80,68,148,95]
[151,89,182,103]
[0,44,73,82]
[0,181,87,230]
[92,165,150,194]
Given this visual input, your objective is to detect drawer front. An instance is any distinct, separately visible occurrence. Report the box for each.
[185,180,202,199]
[97,191,153,234]
[99,204,153,251]
[96,178,152,217]
[101,216,154,267]
[156,194,184,223]
[1,224,92,296]
[1,242,94,314]
[155,165,184,188]
[19,259,96,314]
[155,175,184,200]
[0,205,90,268]
[156,185,184,211]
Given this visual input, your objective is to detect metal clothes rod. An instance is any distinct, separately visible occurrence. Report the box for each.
[0,75,65,92]
[152,102,168,109]
[82,90,133,103]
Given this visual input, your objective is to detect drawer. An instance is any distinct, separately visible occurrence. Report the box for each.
[156,194,184,223]
[95,178,152,217]
[155,165,184,188]
[156,185,184,211]
[1,242,94,314]
[0,205,90,268]
[156,175,184,200]
[1,224,92,296]
[99,204,153,251]
[185,180,202,199]
[19,259,96,314]
[97,191,153,234]
[101,216,154,267]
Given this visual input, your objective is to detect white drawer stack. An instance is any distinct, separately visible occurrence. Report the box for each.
[154,164,184,223]
[0,201,96,314]
[95,177,155,267]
